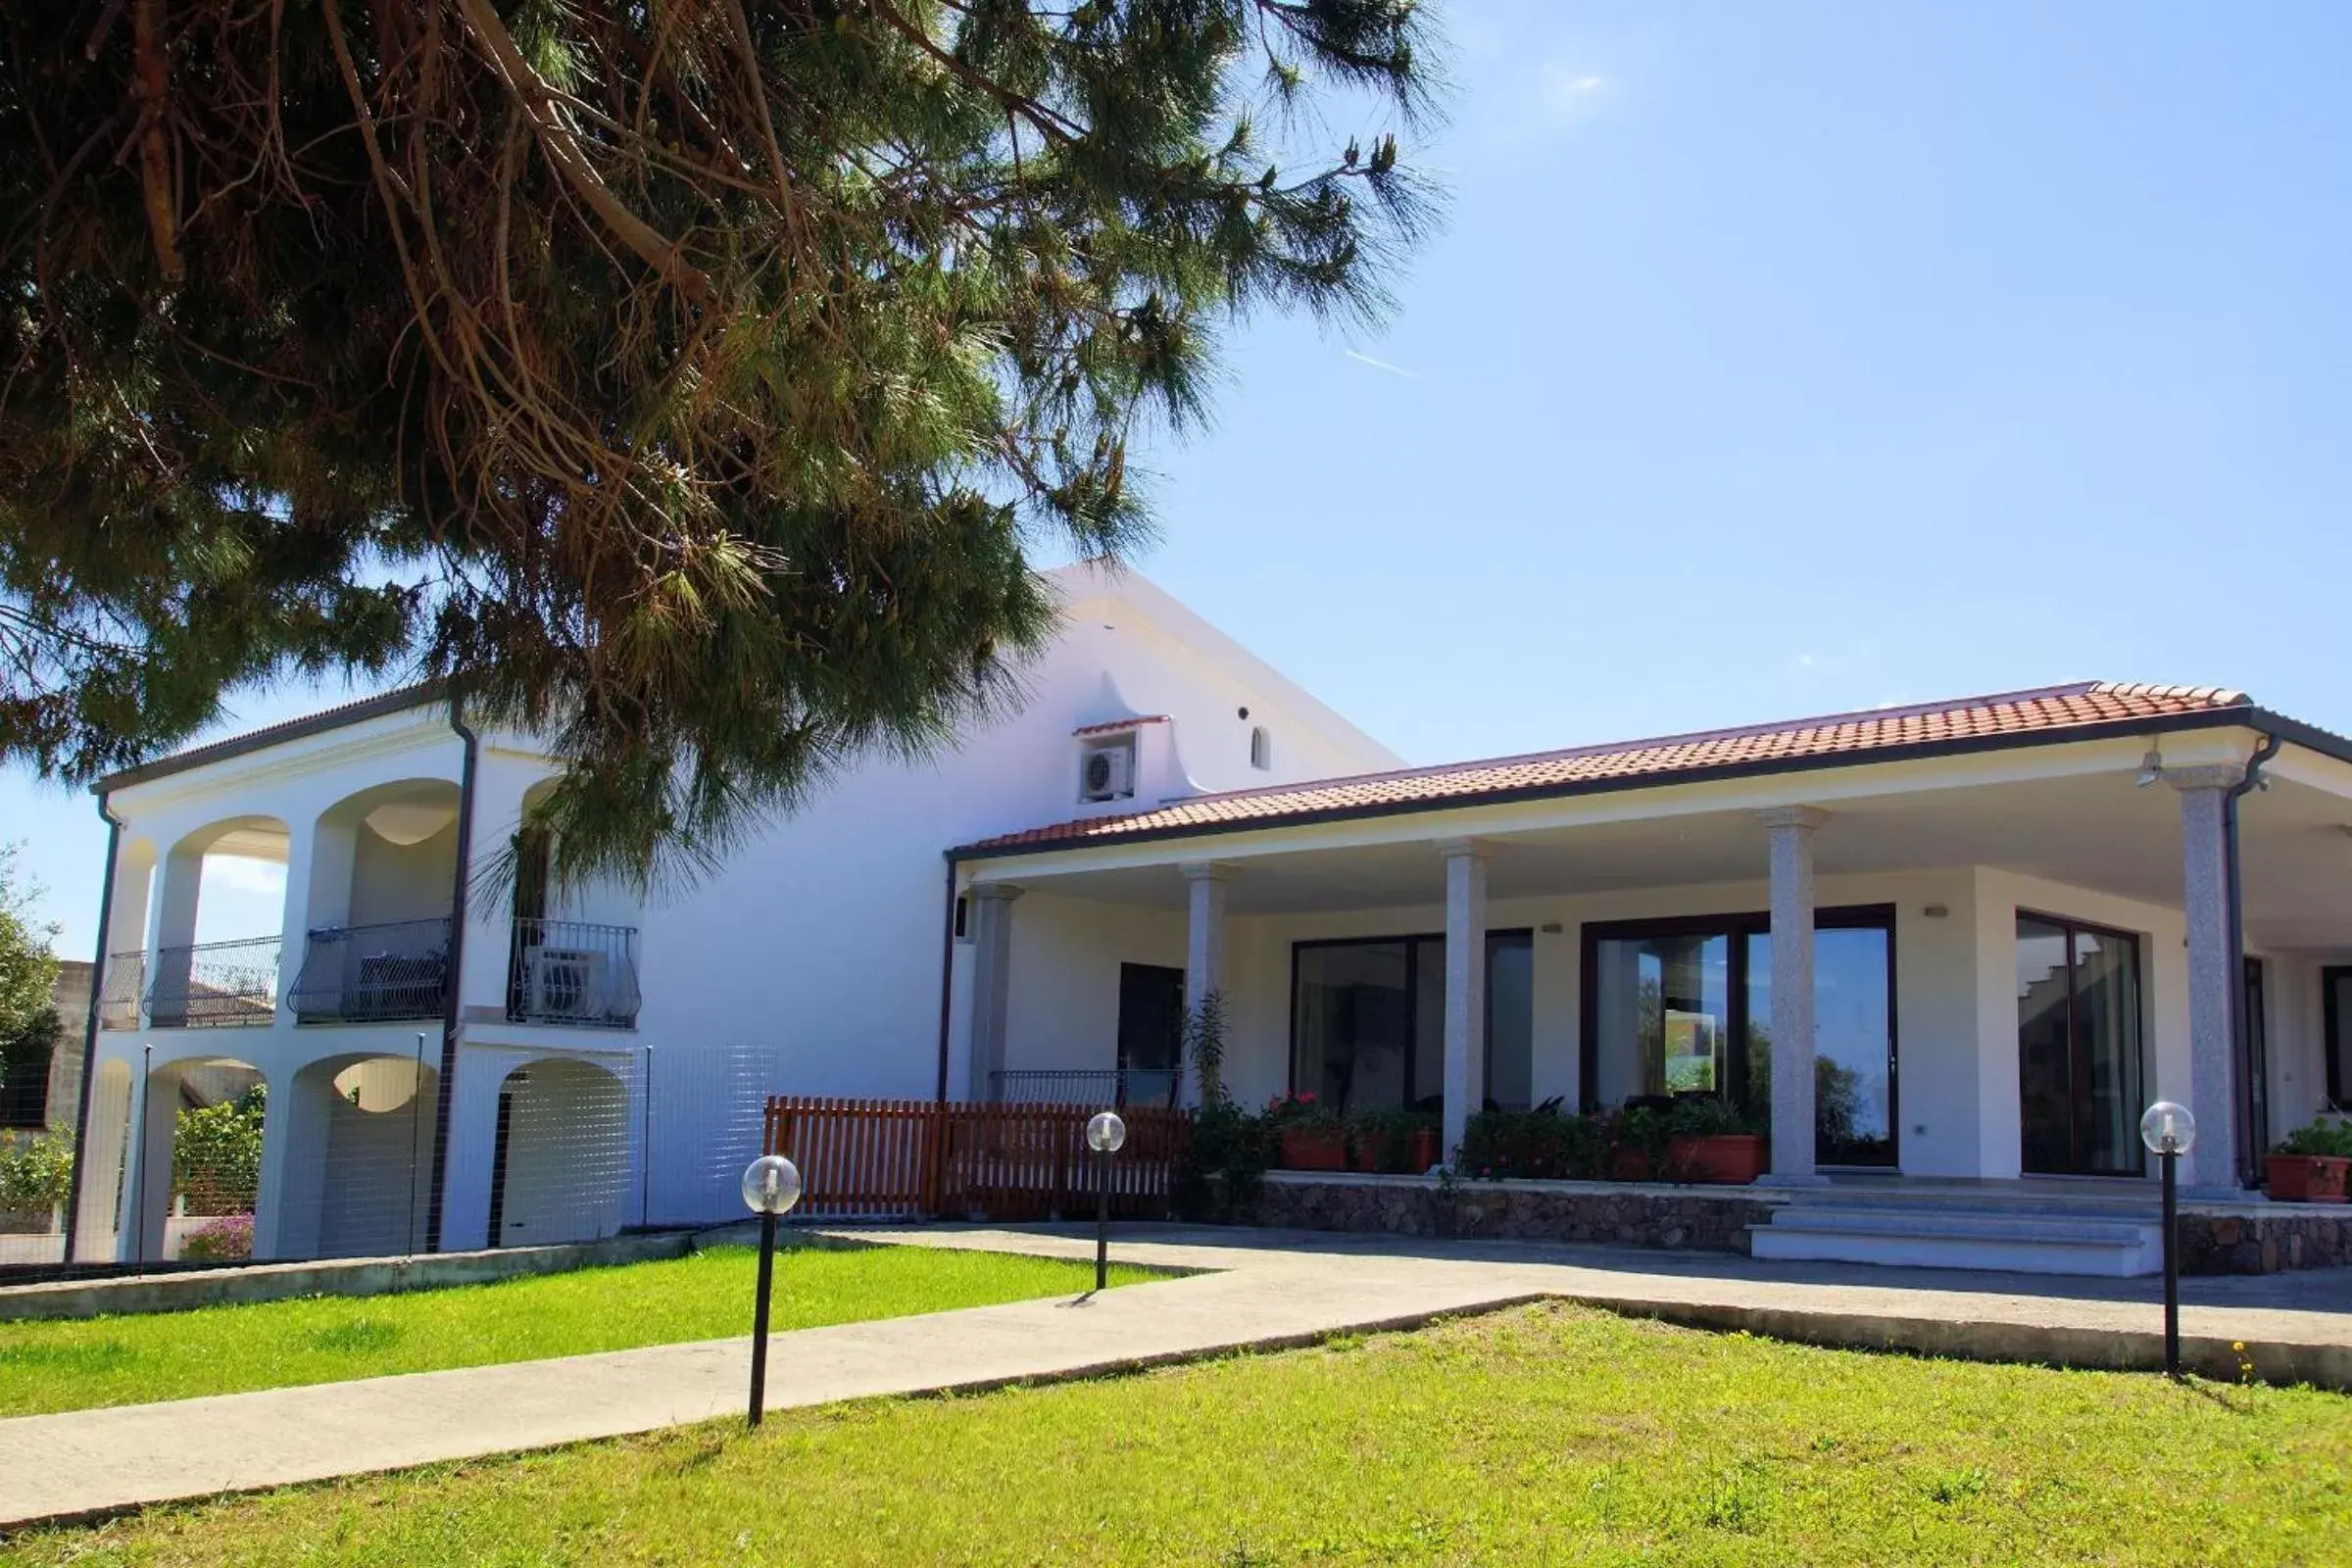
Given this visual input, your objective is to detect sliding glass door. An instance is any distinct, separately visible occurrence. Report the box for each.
[1583,906,1897,1167]
[1291,932,1534,1115]
[2016,914,2145,1176]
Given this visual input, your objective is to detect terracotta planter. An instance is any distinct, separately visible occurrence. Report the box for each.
[1409,1127,1442,1174]
[2266,1153,2351,1203]
[1608,1146,1656,1182]
[1668,1133,1766,1185]
[1278,1128,1348,1172]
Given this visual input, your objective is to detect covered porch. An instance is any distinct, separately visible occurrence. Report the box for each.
[950,719,2352,1233]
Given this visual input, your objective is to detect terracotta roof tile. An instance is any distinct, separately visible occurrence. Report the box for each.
[959,681,2254,856]
[1071,715,1169,738]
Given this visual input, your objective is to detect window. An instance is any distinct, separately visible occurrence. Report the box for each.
[2324,966,2352,1109]
[1582,906,1897,1167]
[1249,726,1272,770]
[954,896,969,942]
[1117,963,1187,1074]
[2016,913,2144,1177]
[1290,932,1535,1115]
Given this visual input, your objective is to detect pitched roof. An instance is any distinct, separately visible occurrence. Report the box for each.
[95,683,446,792]
[956,681,2265,858]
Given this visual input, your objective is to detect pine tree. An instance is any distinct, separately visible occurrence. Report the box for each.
[0,0,1440,886]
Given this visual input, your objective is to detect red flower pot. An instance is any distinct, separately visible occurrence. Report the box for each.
[1409,1127,1442,1174]
[1608,1147,1655,1182]
[1668,1133,1767,1185]
[1279,1128,1348,1172]
[2266,1153,2351,1203]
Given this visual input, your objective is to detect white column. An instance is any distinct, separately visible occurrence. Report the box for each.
[122,1052,177,1261]
[1440,839,1489,1164]
[70,1052,134,1261]
[1759,807,1829,1186]
[145,845,205,1026]
[964,884,1022,1102]
[2170,765,2243,1193]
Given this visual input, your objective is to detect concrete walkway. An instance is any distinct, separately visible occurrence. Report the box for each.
[4,1225,2348,1529]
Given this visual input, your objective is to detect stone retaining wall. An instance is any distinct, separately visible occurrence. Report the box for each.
[1247,1173,1774,1253]
[2178,1208,2352,1274]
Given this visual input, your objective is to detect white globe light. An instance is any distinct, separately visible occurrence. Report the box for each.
[741,1154,804,1216]
[2139,1101,2197,1155]
[1086,1109,1127,1153]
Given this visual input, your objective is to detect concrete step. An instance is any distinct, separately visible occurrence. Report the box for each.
[1750,1205,2164,1278]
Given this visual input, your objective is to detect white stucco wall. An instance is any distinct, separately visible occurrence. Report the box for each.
[986,863,2222,1181]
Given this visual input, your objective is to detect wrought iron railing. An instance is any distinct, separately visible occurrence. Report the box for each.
[506,918,642,1028]
[289,917,453,1023]
[98,951,146,1030]
[145,936,282,1028]
[989,1067,1182,1108]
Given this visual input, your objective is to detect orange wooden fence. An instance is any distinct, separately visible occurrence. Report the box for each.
[761,1096,1192,1221]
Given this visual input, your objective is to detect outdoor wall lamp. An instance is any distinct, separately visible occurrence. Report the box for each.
[2134,748,2166,788]
[1086,1109,1127,1293]
[2138,1102,2195,1378]
[740,1153,804,1426]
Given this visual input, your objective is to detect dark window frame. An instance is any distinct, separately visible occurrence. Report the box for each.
[1286,928,1535,1111]
[1576,905,1899,1167]
[2015,908,2147,1179]
[2323,964,2352,1110]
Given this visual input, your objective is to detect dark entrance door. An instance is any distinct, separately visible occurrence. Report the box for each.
[2240,956,2269,1187]
[1116,963,1186,1102]
[2017,914,2147,1176]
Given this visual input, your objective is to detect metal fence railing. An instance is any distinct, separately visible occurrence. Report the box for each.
[990,1067,1182,1108]
[288,918,454,1023]
[145,936,282,1028]
[506,919,642,1028]
[98,951,145,1030]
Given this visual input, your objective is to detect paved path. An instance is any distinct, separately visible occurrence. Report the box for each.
[3,1225,2348,1529]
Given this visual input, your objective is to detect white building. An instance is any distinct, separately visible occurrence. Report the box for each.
[62,565,2352,1272]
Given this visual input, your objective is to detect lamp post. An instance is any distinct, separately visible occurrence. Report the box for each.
[2139,1101,2196,1380]
[739,1153,803,1426]
[1085,1109,1126,1294]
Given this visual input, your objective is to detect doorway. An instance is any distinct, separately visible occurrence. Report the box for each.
[2016,913,2146,1176]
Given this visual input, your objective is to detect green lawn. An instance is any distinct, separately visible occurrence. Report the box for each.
[0,1243,1157,1416]
[8,1302,2346,1566]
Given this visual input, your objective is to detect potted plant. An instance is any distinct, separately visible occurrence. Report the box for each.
[2266,1121,2352,1203]
[1266,1092,1347,1171]
[1348,1108,1443,1174]
[1664,1097,1767,1185]
[1606,1104,1672,1182]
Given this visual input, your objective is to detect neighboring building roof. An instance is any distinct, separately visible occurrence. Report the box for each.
[93,683,446,793]
[1072,715,1169,738]
[954,681,2337,858]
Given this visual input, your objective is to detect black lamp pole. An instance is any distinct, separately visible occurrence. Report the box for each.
[749,1209,778,1425]
[2161,1143,2180,1380]
[1095,1143,1110,1293]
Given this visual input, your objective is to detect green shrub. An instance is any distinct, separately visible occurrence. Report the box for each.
[1346,1106,1440,1173]
[0,1125,73,1212]
[2272,1119,2352,1158]
[175,1085,266,1214]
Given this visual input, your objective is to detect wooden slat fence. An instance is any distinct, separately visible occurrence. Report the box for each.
[762,1096,1191,1221]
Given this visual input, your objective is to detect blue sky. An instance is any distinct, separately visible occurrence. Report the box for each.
[8,0,2352,954]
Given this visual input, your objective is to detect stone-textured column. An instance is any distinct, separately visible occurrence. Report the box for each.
[1181,863,1229,1018]
[1440,840,1489,1164]
[2170,765,2243,1193]
[1759,807,1830,1186]
[964,884,1022,1102]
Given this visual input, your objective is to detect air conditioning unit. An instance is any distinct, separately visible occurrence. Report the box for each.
[525,949,608,1020]
[1079,742,1135,803]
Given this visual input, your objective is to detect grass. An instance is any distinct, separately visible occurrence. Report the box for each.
[7,1302,2347,1566]
[0,1243,1159,1417]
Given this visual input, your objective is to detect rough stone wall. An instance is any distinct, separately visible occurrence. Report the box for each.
[39,960,94,1132]
[2178,1210,2352,1274]
[1247,1176,1772,1254]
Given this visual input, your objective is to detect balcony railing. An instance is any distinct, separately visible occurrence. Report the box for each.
[289,917,453,1023]
[98,951,145,1030]
[989,1067,1182,1108]
[145,936,282,1028]
[506,918,641,1028]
